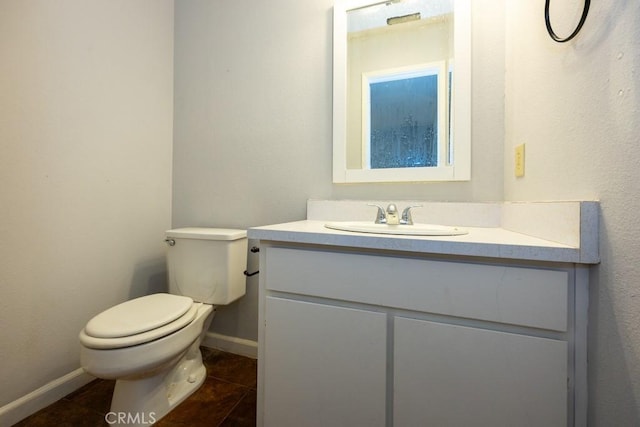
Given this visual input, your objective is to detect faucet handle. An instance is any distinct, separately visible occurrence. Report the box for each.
[367,204,387,224]
[401,205,423,225]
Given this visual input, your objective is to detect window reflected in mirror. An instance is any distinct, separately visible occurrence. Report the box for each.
[333,0,470,183]
[364,62,445,169]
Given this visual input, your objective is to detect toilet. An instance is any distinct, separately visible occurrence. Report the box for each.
[79,227,248,425]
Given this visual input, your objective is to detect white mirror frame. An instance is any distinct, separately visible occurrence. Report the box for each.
[333,0,471,183]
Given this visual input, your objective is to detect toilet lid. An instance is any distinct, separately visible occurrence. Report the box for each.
[79,302,201,349]
[84,293,194,338]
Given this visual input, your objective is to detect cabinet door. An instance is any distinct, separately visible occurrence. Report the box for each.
[394,317,567,427]
[264,297,387,427]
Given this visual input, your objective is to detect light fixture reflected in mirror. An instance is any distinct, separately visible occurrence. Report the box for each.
[387,13,421,26]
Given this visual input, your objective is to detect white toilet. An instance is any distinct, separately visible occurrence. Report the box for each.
[79,227,248,425]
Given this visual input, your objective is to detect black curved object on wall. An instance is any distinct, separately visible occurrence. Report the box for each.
[545,0,591,43]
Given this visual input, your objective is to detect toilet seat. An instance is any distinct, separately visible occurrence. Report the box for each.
[80,294,199,350]
[86,293,194,338]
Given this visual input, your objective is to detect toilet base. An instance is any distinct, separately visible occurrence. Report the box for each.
[108,333,209,426]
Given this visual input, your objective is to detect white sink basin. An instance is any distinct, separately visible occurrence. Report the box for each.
[324,221,468,236]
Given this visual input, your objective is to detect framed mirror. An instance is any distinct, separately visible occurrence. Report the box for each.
[333,0,471,183]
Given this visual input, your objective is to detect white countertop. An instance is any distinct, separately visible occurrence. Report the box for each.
[248,200,600,264]
[248,220,590,264]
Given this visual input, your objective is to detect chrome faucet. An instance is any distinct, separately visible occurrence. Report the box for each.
[368,204,388,224]
[400,205,423,225]
[368,203,422,225]
[385,203,399,225]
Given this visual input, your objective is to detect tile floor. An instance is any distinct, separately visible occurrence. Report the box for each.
[14,348,257,427]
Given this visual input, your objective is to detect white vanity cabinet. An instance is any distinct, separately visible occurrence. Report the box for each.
[256,243,588,427]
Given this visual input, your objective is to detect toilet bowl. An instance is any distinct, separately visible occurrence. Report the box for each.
[80,296,214,421]
[79,228,248,426]
[80,294,212,379]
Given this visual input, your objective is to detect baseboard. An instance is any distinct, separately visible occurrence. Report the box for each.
[202,331,258,359]
[0,368,95,426]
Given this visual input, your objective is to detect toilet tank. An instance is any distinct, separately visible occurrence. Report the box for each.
[165,227,248,305]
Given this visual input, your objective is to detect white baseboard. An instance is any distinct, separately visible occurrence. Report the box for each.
[0,368,95,426]
[202,331,258,359]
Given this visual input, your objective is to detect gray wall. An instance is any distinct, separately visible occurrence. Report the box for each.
[173,0,505,342]
[3,0,629,424]
[174,0,640,425]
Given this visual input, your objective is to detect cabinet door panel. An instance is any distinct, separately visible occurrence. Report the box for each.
[394,317,567,427]
[264,297,387,427]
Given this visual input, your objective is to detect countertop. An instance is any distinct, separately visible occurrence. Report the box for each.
[248,219,592,264]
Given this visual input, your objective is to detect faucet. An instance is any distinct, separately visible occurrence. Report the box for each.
[400,205,423,225]
[368,203,422,225]
[385,203,399,225]
[368,204,388,224]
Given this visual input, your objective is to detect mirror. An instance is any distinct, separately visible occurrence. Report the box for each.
[333,0,471,183]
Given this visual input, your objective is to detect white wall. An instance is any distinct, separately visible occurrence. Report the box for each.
[504,1,640,425]
[0,0,174,409]
[173,0,504,342]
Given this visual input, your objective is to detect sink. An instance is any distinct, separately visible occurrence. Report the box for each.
[324,221,468,236]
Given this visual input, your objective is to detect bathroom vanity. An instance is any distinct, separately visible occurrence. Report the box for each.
[249,200,598,427]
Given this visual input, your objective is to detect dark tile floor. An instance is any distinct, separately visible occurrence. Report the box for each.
[14,348,257,427]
